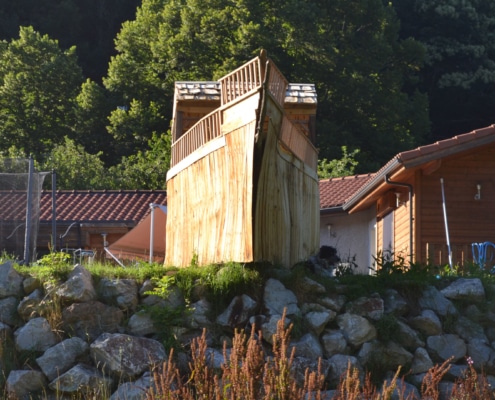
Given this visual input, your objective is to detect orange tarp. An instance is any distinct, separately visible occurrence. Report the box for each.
[108,205,167,263]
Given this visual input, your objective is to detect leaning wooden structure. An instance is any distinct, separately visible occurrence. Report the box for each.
[165,51,320,267]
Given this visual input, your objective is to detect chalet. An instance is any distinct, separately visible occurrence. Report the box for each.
[320,124,495,272]
[165,50,320,267]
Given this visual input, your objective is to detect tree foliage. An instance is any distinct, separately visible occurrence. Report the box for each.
[0,26,83,157]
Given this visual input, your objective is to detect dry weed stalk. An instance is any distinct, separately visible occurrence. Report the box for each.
[450,358,495,399]
[146,309,326,399]
[420,357,452,399]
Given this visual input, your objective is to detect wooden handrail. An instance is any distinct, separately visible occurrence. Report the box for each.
[279,115,318,169]
[219,57,263,105]
[171,109,222,166]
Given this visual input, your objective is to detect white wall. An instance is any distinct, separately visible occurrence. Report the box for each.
[320,207,376,275]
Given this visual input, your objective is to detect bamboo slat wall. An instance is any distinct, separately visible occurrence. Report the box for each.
[165,119,256,266]
[418,143,495,266]
[254,99,320,267]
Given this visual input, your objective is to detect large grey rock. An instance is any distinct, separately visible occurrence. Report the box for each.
[291,357,331,388]
[14,317,58,352]
[97,278,139,311]
[0,296,21,326]
[259,314,290,345]
[263,279,299,316]
[327,354,362,386]
[395,319,425,350]
[426,334,466,363]
[441,278,485,302]
[49,363,113,395]
[321,329,348,357]
[36,337,89,381]
[336,313,377,346]
[454,315,488,343]
[410,347,434,374]
[140,282,185,308]
[6,370,47,400]
[90,333,166,379]
[358,340,413,372]
[0,261,24,298]
[467,338,495,373]
[304,310,334,336]
[110,372,153,400]
[187,298,213,328]
[62,300,123,341]
[290,333,324,360]
[216,294,258,329]
[317,295,347,312]
[418,286,457,317]
[383,289,409,316]
[299,277,326,294]
[409,309,442,336]
[346,294,384,321]
[56,264,96,302]
[127,311,156,337]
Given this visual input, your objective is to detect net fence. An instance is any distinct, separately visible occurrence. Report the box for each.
[0,158,50,263]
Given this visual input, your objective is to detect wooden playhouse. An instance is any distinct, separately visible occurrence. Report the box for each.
[165,51,320,267]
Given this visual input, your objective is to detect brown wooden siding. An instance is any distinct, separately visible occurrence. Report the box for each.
[394,199,411,260]
[254,99,319,266]
[165,118,256,266]
[418,143,495,266]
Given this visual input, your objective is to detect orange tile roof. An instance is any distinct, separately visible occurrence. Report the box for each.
[38,190,167,223]
[319,174,374,209]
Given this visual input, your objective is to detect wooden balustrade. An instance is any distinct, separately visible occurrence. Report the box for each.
[279,115,318,169]
[425,242,471,267]
[219,57,262,105]
[171,110,222,166]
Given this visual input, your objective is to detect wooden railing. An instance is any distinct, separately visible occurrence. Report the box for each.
[171,109,222,166]
[219,57,263,105]
[425,242,471,267]
[279,115,318,169]
[266,60,289,107]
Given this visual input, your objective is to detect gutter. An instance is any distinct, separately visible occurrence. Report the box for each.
[320,206,345,215]
[343,157,401,211]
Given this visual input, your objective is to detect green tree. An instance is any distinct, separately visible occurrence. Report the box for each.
[109,132,171,189]
[318,146,360,179]
[394,0,495,139]
[106,0,429,174]
[39,137,111,190]
[0,26,83,157]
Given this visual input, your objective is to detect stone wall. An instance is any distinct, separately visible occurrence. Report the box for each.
[0,261,494,399]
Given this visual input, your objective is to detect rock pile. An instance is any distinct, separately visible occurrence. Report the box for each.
[1,260,494,399]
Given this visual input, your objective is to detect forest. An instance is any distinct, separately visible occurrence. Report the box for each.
[0,0,494,189]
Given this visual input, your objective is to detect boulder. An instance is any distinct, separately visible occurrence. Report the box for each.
[110,372,153,400]
[0,261,24,298]
[346,294,384,321]
[0,296,21,326]
[418,286,457,317]
[263,279,299,316]
[97,278,139,311]
[336,313,377,347]
[14,317,58,352]
[90,333,166,379]
[216,294,258,329]
[290,333,324,360]
[127,311,156,337]
[6,370,47,400]
[321,329,348,357]
[426,334,467,363]
[56,264,96,303]
[440,278,485,302]
[62,300,123,341]
[48,363,113,395]
[36,337,89,381]
[409,309,442,336]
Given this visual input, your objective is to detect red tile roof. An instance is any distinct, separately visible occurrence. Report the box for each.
[38,190,167,223]
[319,174,374,209]
[398,124,495,167]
